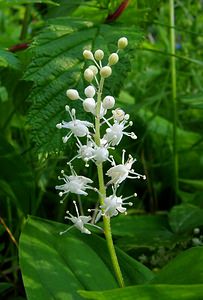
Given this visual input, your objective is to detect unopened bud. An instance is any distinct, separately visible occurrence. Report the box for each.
[194,228,200,235]
[100,66,112,78]
[84,68,94,82]
[94,49,104,61]
[102,96,115,109]
[83,98,96,113]
[66,89,79,100]
[84,85,96,98]
[112,108,125,121]
[56,123,62,129]
[83,50,94,60]
[88,65,98,75]
[108,53,119,65]
[118,37,128,49]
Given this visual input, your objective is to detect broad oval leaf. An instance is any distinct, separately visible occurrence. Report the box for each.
[151,247,203,284]
[19,216,153,300]
[169,204,203,233]
[79,284,203,300]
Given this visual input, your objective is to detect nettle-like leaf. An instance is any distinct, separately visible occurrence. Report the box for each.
[24,17,142,153]
[0,49,21,70]
[0,0,58,5]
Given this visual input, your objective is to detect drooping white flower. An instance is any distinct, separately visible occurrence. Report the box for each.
[60,201,102,235]
[56,105,93,143]
[60,201,92,235]
[106,150,146,186]
[55,166,93,200]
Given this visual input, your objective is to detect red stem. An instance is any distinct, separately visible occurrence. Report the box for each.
[106,0,130,23]
[8,42,30,53]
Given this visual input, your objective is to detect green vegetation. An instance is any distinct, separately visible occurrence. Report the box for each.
[0,1,203,299]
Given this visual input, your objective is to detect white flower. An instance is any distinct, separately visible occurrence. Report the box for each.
[112,108,127,122]
[60,201,102,235]
[56,106,93,143]
[95,188,136,221]
[60,201,92,235]
[93,145,109,164]
[103,116,137,146]
[100,194,134,218]
[55,167,93,199]
[106,150,146,186]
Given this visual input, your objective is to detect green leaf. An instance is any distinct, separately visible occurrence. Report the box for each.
[19,216,153,300]
[110,214,174,250]
[0,50,21,70]
[79,284,203,300]
[169,204,203,233]
[179,178,203,191]
[24,17,142,153]
[180,94,203,109]
[151,247,203,284]
[0,0,58,5]
[0,135,35,214]
[0,283,12,295]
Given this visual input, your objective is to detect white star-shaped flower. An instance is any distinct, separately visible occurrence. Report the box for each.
[102,111,137,146]
[55,166,94,200]
[60,201,102,235]
[106,150,146,186]
[56,105,93,143]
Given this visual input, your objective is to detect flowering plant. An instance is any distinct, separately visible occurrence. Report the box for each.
[55,37,146,287]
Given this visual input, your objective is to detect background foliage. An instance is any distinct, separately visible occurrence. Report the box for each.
[0,0,203,299]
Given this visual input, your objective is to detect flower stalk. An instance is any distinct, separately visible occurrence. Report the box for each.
[55,37,145,288]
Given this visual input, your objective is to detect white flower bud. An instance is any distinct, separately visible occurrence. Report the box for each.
[66,89,79,100]
[83,98,96,113]
[112,108,125,121]
[84,68,94,82]
[108,53,119,65]
[88,65,98,75]
[85,85,96,98]
[94,49,104,61]
[102,96,115,109]
[118,37,128,49]
[100,66,112,78]
[194,228,200,235]
[83,50,94,60]
[56,123,62,129]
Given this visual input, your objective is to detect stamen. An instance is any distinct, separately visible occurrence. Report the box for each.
[73,200,80,218]
[122,149,126,164]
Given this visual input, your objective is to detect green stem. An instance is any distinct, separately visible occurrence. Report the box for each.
[169,0,179,202]
[94,78,125,288]
[20,4,31,41]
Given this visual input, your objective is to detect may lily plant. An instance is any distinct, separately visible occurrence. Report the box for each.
[55,37,146,287]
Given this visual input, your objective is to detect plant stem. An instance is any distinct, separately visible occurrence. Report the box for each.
[169,0,179,202]
[94,78,125,288]
[20,4,31,41]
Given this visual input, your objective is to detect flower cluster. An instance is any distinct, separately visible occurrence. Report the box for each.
[56,37,146,234]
